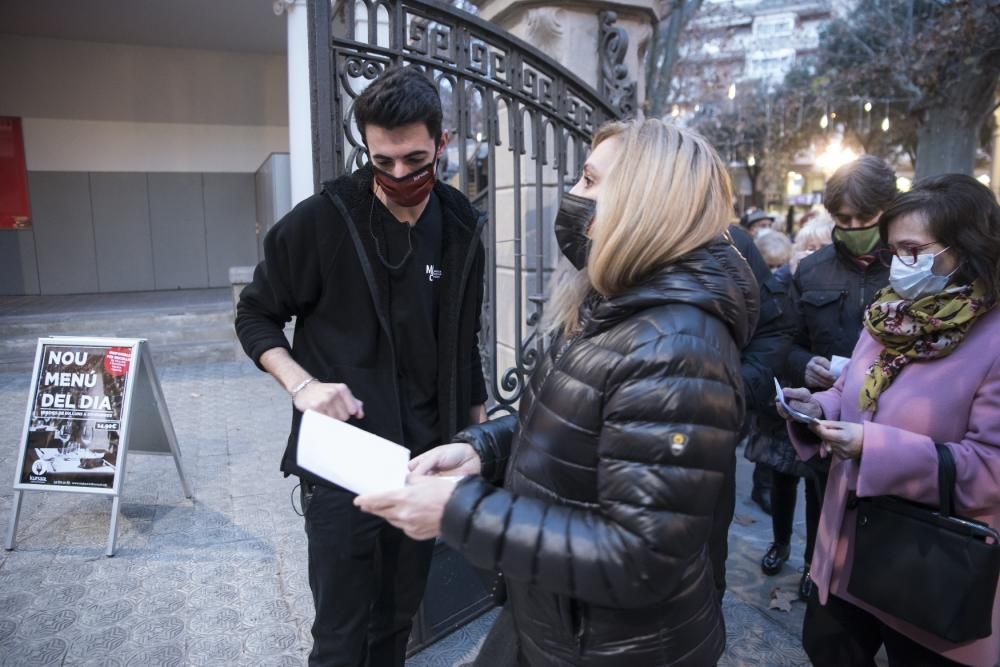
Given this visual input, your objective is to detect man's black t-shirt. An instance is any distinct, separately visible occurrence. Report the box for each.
[372,192,443,453]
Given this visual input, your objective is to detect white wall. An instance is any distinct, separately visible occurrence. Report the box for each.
[0,34,289,172]
[21,119,288,172]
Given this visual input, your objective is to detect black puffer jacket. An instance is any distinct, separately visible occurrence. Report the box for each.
[440,238,758,666]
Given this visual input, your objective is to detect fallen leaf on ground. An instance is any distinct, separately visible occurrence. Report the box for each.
[733,514,756,527]
[768,587,796,612]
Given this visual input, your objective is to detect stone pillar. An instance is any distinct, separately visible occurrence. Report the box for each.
[473,0,657,108]
[470,0,658,399]
[278,0,315,206]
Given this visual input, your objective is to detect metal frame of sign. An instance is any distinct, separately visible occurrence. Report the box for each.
[4,337,192,556]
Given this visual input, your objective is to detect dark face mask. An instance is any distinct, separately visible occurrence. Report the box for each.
[372,159,437,207]
[554,193,597,270]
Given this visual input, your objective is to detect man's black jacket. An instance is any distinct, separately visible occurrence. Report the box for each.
[235,165,488,487]
[729,225,795,411]
[785,241,889,386]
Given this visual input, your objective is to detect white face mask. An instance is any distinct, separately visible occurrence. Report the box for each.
[889,247,957,300]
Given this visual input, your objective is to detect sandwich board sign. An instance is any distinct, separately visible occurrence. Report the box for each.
[5,337,191,556]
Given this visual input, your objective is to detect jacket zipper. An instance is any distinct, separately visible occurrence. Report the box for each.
[327,192,406,444]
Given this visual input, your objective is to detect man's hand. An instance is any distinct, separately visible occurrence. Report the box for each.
[775,387,824,421]
[409,443,481,477]
[294,382,364,421]
[804,356,836,389]
[259,348,364,421]
[354,476,458,540]
[813,421,863,460]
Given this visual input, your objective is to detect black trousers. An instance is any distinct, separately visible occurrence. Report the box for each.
[770,470,822,563]
[803,588,965,666]
[302,481,436,667]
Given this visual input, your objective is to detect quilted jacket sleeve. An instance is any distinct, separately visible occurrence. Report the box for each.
[452,413,518,486]
[441,324,743,608]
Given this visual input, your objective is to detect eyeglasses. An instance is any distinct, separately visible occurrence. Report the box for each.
[876,241,942,268]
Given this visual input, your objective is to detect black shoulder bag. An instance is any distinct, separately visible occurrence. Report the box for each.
[847,443,1000,643]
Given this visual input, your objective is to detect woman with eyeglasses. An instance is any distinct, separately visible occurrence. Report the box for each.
[777,174,1000,666]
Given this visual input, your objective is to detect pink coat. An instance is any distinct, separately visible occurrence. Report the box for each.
[790,304,1000,666]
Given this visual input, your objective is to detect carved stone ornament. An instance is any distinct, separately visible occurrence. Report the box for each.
[598,10,637,118]
[526,7,565,46]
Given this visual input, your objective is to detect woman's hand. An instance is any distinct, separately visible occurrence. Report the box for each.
[408,442,481,477]
[775,387,824,421]
[354,476,459,540]
[813,421,863,460]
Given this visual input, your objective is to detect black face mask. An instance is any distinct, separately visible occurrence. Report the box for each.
[554,193,596,270]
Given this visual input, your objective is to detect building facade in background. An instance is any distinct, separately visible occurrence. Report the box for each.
[672,0,836,213]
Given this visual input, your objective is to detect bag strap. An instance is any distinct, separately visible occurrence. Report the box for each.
[935,443,956,516]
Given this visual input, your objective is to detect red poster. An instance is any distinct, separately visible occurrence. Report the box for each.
[0,116,31,229]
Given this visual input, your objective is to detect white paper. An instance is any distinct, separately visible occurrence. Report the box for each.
[773,378,819,425]
[296,410,410,495]
[830,355,850,379]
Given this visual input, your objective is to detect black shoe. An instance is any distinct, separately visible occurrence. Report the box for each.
[751,486,772,515]
[798,566,813,600]
[761,542,790,576]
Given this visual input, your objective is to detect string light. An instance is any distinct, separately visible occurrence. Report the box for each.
[747,155,756,167]
[728,83,736,100]
[671,104,680,118]
[864,101,872,113]
[881,116,890,132]
[820,113,829,129]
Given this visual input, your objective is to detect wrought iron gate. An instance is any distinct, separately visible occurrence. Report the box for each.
[309,0,623,415]
[306,0,626,651]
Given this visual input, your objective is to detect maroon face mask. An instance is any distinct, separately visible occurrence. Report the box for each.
[373,160,437,207]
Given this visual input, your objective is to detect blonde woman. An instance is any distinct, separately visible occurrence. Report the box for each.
[356,119,759,665]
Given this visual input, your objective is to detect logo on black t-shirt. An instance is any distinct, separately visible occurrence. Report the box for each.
[426,265,443,282]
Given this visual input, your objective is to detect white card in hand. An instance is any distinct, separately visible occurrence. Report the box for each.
[830,355,850,379]
[296,410,410,495]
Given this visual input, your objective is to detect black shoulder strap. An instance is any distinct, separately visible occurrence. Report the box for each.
[935,443,956,516]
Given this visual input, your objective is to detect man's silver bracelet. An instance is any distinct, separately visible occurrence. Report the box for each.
[289,377,317,398]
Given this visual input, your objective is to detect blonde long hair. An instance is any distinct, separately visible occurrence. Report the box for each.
[544,118,734,336]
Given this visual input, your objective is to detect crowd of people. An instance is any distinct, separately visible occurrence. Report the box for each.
[236,65,1000,666]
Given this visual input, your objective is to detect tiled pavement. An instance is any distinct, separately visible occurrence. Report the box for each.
[0,360,811,666]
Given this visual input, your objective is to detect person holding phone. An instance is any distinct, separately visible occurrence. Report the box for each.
[776,175,1000,666]
[779,155,896,595]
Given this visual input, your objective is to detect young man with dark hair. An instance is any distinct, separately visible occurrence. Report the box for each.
[236,65,488,667]
[775,155,896,598]
[787,155,897,390]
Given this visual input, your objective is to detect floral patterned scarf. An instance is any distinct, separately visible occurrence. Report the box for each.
[860,281,990,412]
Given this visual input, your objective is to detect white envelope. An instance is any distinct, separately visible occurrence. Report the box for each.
[296,410,410,496]
[830,355,850,379]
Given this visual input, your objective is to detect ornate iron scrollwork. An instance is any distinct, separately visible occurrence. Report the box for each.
[599,10,638,119]
[312,0,625,413]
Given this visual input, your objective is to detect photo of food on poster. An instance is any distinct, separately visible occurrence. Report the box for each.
[18,344,133,490]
